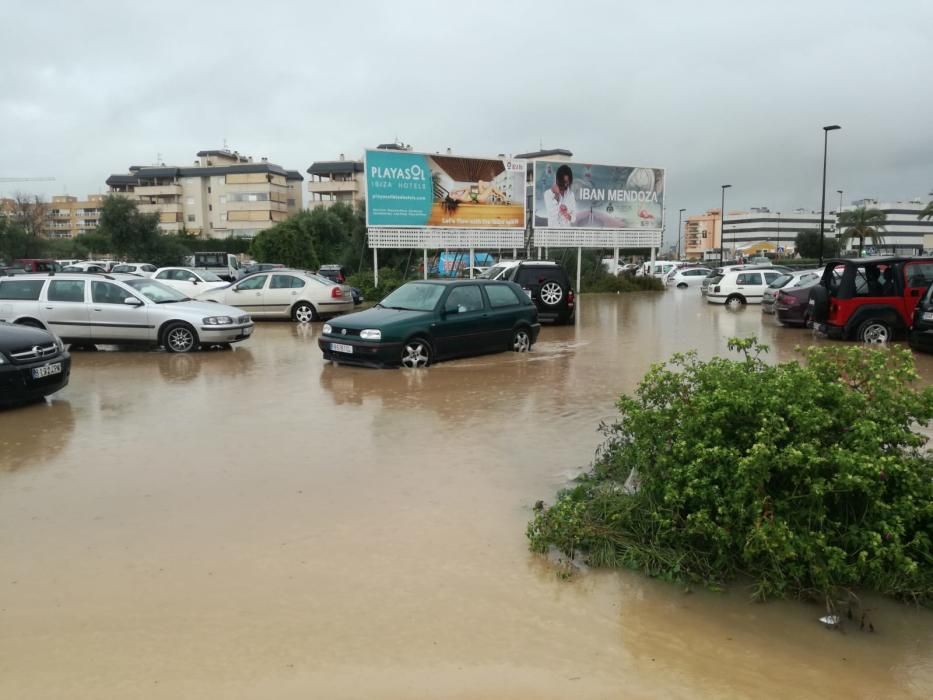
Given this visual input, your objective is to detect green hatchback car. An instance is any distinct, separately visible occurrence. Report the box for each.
[318,280,540,368]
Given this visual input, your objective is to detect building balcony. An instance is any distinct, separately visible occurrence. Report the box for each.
[138,203,183,214]
[307,180,360,194]
[134,184,182,197]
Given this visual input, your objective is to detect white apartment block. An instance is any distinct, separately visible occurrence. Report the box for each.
[722,208,836,254]
[839,199,933,255]
[306,155,364,210]
[107,149,303,239]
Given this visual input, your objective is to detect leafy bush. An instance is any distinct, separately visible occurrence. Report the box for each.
[583,274,665,293]
[528,339,933,606]
[347,268,405,301]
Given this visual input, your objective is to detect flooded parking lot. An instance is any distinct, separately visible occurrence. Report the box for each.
[1,290,931,699]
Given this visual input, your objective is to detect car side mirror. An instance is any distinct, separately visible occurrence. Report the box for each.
[188,277,198,283]
[124,297,143,306]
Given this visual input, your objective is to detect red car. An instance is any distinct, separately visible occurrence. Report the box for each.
[809,257,933,342]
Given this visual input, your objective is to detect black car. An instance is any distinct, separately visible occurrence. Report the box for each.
[774,285,814,326]
[499,261,575,324]
[0,322,71,407]
[909,280,933,352]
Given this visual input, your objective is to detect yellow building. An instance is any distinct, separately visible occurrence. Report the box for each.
[684,209,722,259]
[106,149,304,239]
[44,195,107,239]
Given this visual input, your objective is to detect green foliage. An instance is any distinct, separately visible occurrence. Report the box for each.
[528,339,933,605]
[583,273,665,293]
[250,212,319,270]
[97,195,162,260]
[0,218,35,261]
[918,201,933,222]
[838,207,888,255]
[795,231,840,259]
[347,268,405,301]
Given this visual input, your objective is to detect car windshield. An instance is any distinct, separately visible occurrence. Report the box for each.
[197,270,223,282]
[479,265,508,279]
[124,278,189,303]
[769,274,793,289]
[379,283,444,311]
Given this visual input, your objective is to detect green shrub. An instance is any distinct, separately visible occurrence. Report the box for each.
[347,268,405,301]
[528,339,933,606]
[582,274,665,293]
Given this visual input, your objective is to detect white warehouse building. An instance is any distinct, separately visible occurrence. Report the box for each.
[721,208,835,255]
[838,199,933,255]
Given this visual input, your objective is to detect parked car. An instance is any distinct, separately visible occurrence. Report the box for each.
[68,260,115,272]
[62,264,107,273]
[761,269,822,314]
[667,267,712,288]
[0,266,27,276]
[318,280,539,368]
[480,260,574,324]
[908,280,933,352]
[638,261,682,278]
[14,259,60,273]
[0,320,71,406]
[242,262,285,276]
[0,273,253,353]
[111,263,157,277]
[775,284,818,327]
[809,256,933,343]
[198,269,353,321]
[152,267,230,297]
[701,264,791,296]
[706,268,785,307]
[317,265,363,305]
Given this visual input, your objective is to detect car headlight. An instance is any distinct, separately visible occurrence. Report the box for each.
[322,323,333,334]
[360,329,381,341]
[202,316,233,325]
[54,336,65,353]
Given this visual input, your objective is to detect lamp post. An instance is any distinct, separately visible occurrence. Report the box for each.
[719,185,731,266]
[677,208,686,259]
[819,125,841,266]
[776,212,781,257]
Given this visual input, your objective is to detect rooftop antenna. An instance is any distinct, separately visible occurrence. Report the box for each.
[156,151,163,165]
[222,137,229,150]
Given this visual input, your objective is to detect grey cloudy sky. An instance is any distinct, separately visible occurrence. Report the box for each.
[2,0,931,245]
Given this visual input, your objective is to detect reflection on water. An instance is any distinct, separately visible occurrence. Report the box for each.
[0,292,930,699]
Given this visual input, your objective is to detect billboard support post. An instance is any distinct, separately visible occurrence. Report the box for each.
[423,249,428,280]
[373,248,378,287]
[469,248,474,279]
[576,247,582,296]
[614,246,619,275]
[650,246,656,272]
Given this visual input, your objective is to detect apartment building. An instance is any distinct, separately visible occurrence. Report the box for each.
[722,208,835,256]
[106,149,303,239]
[45,194,107,239]
[306,155,364,210]
[684,209,723,259]
[840,199,933,254]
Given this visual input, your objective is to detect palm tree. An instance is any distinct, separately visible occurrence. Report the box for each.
[918,200,933,221]
[838,207,887,256]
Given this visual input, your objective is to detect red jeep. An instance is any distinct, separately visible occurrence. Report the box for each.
[809,257,933,342]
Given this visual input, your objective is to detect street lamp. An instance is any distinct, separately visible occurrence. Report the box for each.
[677,208,686,259]
[819,125,841,266]
[719,184,731,266]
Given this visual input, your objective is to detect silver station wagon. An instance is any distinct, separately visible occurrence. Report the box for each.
[0,273,254,353]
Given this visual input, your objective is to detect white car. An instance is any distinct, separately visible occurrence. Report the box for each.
[761,269,822,314]
[638,261,682,279]
[152,267,230,297]
[707,268,785,307]
[667,267,712,288]
[111,263,157,277]
[198,269,354,321]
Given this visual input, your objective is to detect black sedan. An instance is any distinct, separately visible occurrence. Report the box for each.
[774,285,814,327]
[0,322,71,407]
[909,282,933,352]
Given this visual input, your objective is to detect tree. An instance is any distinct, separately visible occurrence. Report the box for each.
[10,192,47,238]
[97,195,161,260]
[919,200,933,222]
[838,206,887,256]
[794,230,838,259]
[250,214,319,269]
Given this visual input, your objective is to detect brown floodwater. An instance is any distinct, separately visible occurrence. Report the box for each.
[1,290,931,699]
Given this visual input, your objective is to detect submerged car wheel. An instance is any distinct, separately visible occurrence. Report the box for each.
[511,327,531,352]
[677,282,688,289]
[293,302,318,323]
[539,281,564,306]
[857,319,891,344]
[164,322,198,353]
[401,338,431,368]
[725,294,746,308]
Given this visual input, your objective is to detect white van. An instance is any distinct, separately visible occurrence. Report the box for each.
[638,261,682,279]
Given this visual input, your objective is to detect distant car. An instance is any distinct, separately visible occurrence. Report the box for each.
[61,265,107,273]
[0,273,253,352]
[199,269,354,322]
[761,269,822,314]
[667,267,712,288]
[458,266,490,278]
[111,263,157,277]
[908,280,933,352]
[242,262,285,276]
[14,259,60,273]
[707,268,785,307]
[774,284,816,327]
[319,280,539,368]
[152,267,230,297]
[480,260,575,324]
[317,266,363,305]
[0,321,71,406]
[68,260,114,273]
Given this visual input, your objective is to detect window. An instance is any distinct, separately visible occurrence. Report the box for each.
[735,273,762,285]
[208,204,212,211]
[236,275,268,291]
[287,198,296,207]
[764,272,782,284]
[48,280,85,302]
[91,281,136,304]
[187,214,195,222]
[270,275,305,289]
[0,280,44,300]
[445,286,484,313]
[905,263,933,289]
[485,284,522,308]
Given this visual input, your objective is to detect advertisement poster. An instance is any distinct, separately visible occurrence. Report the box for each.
[533,161,665,230]
[365,149,526,229]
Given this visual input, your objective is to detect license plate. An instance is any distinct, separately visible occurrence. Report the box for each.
[923,312,933,322]
[330,343,353,354]
[32,362,62,379]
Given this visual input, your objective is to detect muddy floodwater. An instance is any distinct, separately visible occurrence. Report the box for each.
[1,291,931,699]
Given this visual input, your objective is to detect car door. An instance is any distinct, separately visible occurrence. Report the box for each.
[734,272,762,300]
[267,274,306,316]
[227,274,269,316]
[43,279,92,341]
[89,280,151,342]
[0,278,45,327]
[482,283,525,348]
[903,261,933,319]
[153,269,191,296]
[432,285,488,358]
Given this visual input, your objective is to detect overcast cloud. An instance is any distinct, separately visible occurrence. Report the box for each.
[2,0,931,246]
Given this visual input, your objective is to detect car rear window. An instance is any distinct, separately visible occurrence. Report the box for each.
[485,284,523,308]
[769,274,793,288]
[0,279,44,300]
[516,267,564,285]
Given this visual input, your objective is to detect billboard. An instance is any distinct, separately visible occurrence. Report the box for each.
[365,149,526,229]
[532,161,664,231]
